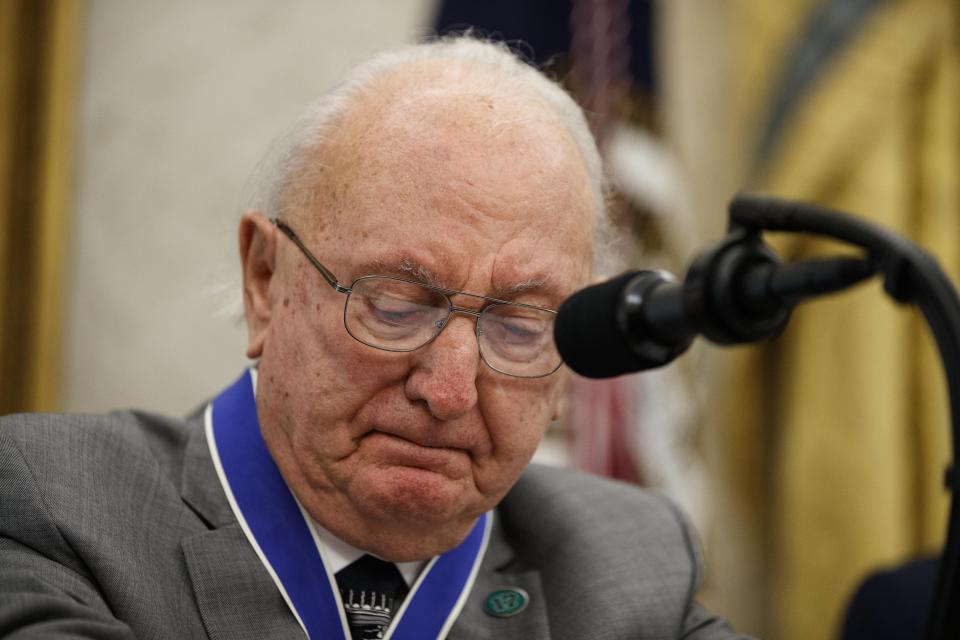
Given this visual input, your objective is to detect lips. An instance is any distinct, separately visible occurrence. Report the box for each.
[367,416,477,450]
[362,431,469,474]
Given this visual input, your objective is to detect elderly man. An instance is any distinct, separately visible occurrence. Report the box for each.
[0,38,750,639]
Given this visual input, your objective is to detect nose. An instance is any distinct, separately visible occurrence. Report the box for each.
[404,314,481,420]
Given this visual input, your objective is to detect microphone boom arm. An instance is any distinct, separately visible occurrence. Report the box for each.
[725,194,960,640]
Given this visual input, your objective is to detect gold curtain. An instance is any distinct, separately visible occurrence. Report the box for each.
[0,0,83,413]
[724,0,959,638]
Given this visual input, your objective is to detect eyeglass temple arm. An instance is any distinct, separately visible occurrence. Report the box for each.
[272,219,346,292]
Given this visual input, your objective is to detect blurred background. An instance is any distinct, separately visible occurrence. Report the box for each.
[1,1,957,638]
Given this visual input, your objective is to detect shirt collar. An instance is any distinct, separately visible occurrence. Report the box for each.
[311,518,426,587]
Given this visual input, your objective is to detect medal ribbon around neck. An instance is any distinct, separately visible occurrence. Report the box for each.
[205,369,492,640]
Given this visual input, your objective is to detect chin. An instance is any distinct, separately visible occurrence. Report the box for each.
[358,465,481,527]
[331,466,496,561]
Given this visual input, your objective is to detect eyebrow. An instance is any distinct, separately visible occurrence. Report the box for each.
[365,257,444,288]
[500,278,548,296]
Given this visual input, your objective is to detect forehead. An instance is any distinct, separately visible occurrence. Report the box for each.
[294,68,596,301]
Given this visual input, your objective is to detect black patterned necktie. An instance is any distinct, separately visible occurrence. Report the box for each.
[335,555,410,640]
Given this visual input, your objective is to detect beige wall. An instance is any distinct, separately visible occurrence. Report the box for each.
[63,0,434,413]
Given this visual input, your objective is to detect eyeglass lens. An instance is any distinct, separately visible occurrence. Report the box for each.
[343,276,561,378]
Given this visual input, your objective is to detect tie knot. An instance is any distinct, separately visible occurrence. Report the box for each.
[335,555,409,640]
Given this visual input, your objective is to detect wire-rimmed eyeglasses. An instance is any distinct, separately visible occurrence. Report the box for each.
[273,219,563,378]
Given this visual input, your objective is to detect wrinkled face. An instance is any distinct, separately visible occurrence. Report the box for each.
[241,81,595,561]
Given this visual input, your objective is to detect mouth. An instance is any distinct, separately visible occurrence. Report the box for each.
[362,431,468,474]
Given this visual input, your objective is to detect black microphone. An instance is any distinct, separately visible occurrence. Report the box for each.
[553,270,690,378]
[555,243,875,378]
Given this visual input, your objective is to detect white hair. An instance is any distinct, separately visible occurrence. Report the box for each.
[245,35,616,275]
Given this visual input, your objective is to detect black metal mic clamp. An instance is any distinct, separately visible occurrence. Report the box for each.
[679,231,791,345]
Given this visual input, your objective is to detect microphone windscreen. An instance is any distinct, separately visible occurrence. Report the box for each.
[554,271,651,378]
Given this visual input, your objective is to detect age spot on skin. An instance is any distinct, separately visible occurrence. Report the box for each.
[284,297,290,307]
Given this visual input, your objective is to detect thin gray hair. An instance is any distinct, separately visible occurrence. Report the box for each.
[250,35,615,267]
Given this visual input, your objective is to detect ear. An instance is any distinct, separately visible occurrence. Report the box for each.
[239,211,278,359]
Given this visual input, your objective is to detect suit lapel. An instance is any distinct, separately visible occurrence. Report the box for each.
[180,411,233,529]
[448,513,550,640]
[178,414,305,640]
[182,525,305,640]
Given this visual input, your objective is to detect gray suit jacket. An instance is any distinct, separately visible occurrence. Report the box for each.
[0,410,752,639]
